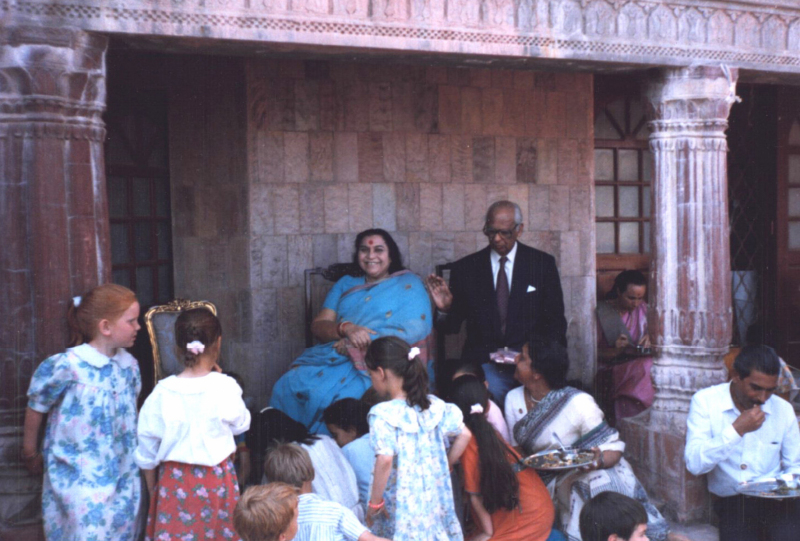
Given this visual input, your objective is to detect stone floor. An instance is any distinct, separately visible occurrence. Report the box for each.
[668,519,719,541]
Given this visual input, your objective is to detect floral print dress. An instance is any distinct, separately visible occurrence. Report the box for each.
[27,343,142,541]
[368,395,464,541]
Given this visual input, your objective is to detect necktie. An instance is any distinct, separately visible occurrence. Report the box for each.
[497,256,509,337]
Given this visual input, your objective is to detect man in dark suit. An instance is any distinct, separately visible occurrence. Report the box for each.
[426,200,567,408]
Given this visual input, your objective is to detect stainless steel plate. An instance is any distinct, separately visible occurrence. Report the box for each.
[736,476,800,499]
[522,449,595,471]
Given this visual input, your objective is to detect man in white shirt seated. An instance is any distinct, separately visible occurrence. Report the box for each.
[685,345,800,541]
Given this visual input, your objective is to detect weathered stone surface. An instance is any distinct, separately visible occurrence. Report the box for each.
[7,1,800,77]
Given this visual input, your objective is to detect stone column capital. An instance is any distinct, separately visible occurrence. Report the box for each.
[0,26,107,141]
[645,65,740,141]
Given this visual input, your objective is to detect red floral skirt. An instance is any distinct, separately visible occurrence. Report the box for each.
[146,457,242,541]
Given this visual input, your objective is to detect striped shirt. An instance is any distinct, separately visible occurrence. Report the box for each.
[295,493,367,541]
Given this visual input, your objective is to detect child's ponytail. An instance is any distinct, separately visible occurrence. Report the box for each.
[449,375,519,513]
[402,347,430,410]
[365,336,430,410]
[175,308,222,367]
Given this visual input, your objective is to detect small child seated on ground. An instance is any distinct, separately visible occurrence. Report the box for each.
[264,443,390,541]
[323,398,372,512]
[234,482,300,541]
[579,492,649,541]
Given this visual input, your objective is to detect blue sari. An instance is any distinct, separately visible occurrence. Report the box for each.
[270,271,433,433]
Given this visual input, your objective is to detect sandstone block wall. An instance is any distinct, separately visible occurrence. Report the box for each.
[244,59,597,406]
[167,57,254,384]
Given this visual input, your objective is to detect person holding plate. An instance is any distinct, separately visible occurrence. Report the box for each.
[685,345,800,541]
[595,269,654,425]
[425,200,567,410]
[505,340,670,541]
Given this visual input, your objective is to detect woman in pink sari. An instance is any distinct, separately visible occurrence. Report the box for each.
[596,270,654,425]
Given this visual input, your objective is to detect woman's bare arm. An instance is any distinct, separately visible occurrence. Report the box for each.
[447,427,472,466]
[311,308,376,349]
[466,494,493,541]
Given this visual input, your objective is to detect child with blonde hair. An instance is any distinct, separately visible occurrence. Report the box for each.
[264,442,391,541]
[135,307,251,540]
[235,483,300,541]
[23,284,143,540]
[364,336,472,540]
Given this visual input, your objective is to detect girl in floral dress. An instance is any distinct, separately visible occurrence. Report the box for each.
[135,308,251,541]
[23,284,143,541]
[364,336,472,541]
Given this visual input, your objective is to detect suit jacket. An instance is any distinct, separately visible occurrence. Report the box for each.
[439,243,567,363]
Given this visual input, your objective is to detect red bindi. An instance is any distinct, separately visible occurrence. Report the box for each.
[368,239,373,245]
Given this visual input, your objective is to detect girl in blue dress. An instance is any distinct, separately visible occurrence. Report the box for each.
[22,284,143,541]
[364,336,472,541]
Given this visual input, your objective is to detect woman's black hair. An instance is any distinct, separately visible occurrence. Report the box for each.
[322,398,370,437]
[527,339,570,390]
[449,375,519,514]
[606,269,647,300]
[353,229,405,275]
[365,336,430,410]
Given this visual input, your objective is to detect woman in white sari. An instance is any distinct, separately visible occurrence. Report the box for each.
[504,340,669,541]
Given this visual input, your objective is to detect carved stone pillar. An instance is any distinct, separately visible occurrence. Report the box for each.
[0,26,109,531]
[618,65,737,523]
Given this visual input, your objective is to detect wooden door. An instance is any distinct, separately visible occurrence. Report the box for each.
[776,87,800,367]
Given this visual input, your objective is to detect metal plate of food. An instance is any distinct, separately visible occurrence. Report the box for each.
[522,448,595,471]
[736,475,800,499]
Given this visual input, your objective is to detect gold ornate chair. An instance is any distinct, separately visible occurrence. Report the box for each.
[144,299,217,381]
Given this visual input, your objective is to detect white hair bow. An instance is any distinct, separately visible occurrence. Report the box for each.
[187,341,205,355]
[408,347,421,361]
[470,403,484,415]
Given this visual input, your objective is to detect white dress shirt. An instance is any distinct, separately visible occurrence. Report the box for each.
[685,381,800,497]
[490,242,517,290]
[135,372,251,470]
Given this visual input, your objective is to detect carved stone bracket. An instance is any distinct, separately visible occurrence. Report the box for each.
[645,65,737,434]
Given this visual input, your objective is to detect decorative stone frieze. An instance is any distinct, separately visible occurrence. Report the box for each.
[645,65,736,434]
[4,0,800,74]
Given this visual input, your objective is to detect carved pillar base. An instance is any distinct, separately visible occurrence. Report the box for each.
[0,26,108,531]
[620,66,737,523]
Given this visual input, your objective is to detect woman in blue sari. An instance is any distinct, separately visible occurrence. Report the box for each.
[270,229,433,433]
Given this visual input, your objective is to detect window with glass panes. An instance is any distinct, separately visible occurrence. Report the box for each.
[105,90,173,309]
[594,95,652,256]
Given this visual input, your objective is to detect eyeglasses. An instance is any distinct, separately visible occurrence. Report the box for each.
[483,224,519,239]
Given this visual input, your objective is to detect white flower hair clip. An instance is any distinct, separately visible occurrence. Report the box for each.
[408,347,421,361]
[73,296,82,307]
[470,403,484,415]
[186,341,205,355]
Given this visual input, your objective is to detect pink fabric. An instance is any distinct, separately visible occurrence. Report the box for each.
[486,399,511,443]
[598,303,654,421]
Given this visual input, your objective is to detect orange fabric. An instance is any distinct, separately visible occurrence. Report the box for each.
[461,436,554,541]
